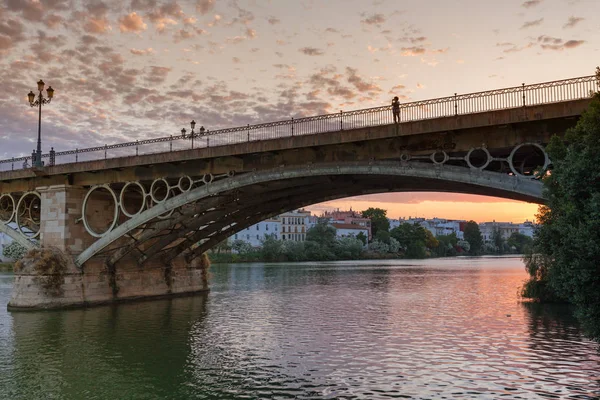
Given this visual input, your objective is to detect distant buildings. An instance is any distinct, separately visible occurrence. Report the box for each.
[280,210,314,241]
[479,220,535,242]
[330,223,369,240]
[227,208,535,249]
[321,209,372,239]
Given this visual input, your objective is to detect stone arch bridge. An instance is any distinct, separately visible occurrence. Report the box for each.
[0,75,596,309]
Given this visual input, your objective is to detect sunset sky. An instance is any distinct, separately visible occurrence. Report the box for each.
[1,0,598,222]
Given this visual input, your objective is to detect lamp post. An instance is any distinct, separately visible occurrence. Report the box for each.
[188,120,205,149]
[27,80,54,168]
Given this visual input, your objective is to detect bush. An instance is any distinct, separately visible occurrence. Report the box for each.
[2,241,28,261]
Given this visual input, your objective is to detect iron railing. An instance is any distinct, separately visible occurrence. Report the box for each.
[1,75,596,172]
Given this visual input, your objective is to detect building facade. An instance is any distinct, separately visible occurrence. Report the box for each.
[321,209,372,239]
[231,218,280,247]
[280,210,313,242]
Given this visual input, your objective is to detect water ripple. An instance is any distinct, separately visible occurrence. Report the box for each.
[0,259,599,399]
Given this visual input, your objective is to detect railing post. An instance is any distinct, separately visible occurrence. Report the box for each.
[170,135,173,152]
[247,124,250,142]
[454,93,458,116]
[49,147,55,166]
[104,144,107,159]
[191,133,194,149]
[75,149,78,162]
[291,117,294,136]
[136,140,139,156]
[207,137,210,148]
[11,157,14,171]
[340,110,343,130]
[522,83,526,107]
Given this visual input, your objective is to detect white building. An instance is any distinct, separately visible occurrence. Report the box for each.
[231,218,280,247]
[518,221,536,238]
[280,209,312,242]
[330,223,369,240]
[479,221,526,242]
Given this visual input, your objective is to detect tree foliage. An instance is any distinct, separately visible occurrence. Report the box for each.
[2,241,27,261]
[507,232,533,254]
[390,223,427,259]
[361,207,389,239]
[523,93,600,340]
[463,221,483,255]
[433,233,459,257]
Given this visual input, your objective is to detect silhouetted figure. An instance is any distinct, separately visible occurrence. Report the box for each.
[392,96,400,123]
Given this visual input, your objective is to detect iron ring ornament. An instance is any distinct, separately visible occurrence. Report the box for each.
[15,192,41,239]
[396,142,549,180]
[80,174,223,238]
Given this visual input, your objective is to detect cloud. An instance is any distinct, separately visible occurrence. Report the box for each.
[119,12,147,33]
[196,0,216,15]
[563,16,584,29]
[400,46,426,56]
[522,0,542,7]
[130,47,154,56]
[84,17,111,34]
[4,0,44,21]
[521,18,543,29]
[145,66,171,85]
[299,47,324,56]
[361,13,386,26]
[537,35,584,50]
[346,67,382,94]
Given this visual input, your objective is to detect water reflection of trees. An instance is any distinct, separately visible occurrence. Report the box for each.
[9,294,208,399]
[521,301,581,342]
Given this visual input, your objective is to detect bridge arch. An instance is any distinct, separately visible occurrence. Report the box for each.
[75,160,543,268]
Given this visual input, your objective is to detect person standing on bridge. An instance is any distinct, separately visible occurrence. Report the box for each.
[392,96,400,123]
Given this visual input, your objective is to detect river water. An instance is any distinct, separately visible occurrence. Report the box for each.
[0,257,598,399]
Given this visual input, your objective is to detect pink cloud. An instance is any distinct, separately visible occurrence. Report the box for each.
[119,12,147,33]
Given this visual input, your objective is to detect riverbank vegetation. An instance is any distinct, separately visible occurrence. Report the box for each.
[0,262,13,272]
[522,73,600,341]
[209,218,532,264]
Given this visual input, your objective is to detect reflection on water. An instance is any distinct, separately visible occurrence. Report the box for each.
[0,257,599,399]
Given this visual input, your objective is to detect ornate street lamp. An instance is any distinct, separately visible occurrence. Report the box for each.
[27,80,55,168]
[188,120,205,149]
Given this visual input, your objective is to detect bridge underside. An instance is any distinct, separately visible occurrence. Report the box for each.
[73,160,542,270]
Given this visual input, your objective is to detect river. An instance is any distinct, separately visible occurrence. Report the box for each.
[0,257,598,399]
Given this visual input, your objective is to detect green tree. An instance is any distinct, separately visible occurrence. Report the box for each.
[361,208,390,240]
[260,234,283,262]
[491,228,506,254]
[306,222,337,248]
[305,222,337,261]
[434,233,458,257]
[463,221,483,255]
[356,231,368,246]
[390,223,427,259]
[282,241,306,262]
[507,232,533,254]
[424,229,439,251]
[374,230,391,244]
[523,93,600,340]
[335,237,364,259]
[231,239,252,255]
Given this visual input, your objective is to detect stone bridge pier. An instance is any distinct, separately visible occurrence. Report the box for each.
[6,183,209,310]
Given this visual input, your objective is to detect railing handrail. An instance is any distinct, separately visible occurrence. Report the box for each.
[1,74,596,166]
